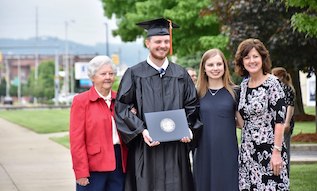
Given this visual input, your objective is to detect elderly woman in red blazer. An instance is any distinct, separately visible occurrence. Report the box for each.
[70,55,127,191]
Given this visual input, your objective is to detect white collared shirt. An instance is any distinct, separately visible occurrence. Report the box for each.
[147,55,169,72]
[95,87,120,145]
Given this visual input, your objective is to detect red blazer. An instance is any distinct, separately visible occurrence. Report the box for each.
[70,87,128,179]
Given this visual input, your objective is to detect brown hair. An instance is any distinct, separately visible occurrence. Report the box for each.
[234,38,271,77]
[271,67,295,92]
[196,48,236,99]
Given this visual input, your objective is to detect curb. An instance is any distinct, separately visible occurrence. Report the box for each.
[291,161,317,164]
[291,144,317,151]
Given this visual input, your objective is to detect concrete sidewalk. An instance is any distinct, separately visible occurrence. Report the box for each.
[0,117,316,191]
[0,118,75,191]
[290,144,317,164]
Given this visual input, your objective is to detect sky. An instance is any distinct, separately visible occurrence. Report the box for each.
[0,0,123,46]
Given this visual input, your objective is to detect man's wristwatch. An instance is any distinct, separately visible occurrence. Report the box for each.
[274,145,282,152]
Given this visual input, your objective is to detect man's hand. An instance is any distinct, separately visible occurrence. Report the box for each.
[180,128,193,143]
[130,107,137,115]
[180,137,191,143]
[142,129,160,147]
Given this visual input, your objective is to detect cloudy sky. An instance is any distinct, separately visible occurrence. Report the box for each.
[0,0,123,45]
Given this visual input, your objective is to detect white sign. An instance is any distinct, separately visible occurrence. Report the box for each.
[307,74,316,106]
[75,62,89,80]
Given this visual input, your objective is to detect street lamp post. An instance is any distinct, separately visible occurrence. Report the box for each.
[63,20,75,99]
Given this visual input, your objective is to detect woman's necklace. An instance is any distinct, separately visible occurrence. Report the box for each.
[208,88,220,96]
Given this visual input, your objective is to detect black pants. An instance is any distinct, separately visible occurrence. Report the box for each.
[77,145,125,191]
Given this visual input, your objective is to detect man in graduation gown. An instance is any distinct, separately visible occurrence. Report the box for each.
[115,18,202,191]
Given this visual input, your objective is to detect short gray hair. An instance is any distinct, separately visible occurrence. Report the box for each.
[87,56,117,79]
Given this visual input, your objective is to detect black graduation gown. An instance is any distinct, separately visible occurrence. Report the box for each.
[115,60,202,191]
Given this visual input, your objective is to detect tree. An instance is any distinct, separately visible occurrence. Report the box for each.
[0,78,6,97]
[26,61,55,102]
[101,0,228,64]
[211,0,317,120]
[278,0,317,132]
[277,0,317,133]
[279,0,317,38]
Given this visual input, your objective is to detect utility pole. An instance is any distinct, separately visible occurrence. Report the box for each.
[54,51,60,106]
[17,55,21,105]
[105,22,109,56]
[5,58,10,98]
[34,6,39,105]
[35,6,39,80]
[63,21,70,97]
[70,55,74,94]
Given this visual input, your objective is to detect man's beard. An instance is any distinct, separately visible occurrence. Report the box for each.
[150,49,169,60]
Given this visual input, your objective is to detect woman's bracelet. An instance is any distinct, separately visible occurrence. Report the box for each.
[273,145,282,152]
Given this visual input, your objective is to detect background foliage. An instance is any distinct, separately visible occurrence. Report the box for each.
[101,0,229,69]
[26,61,55,101]
[281,0,317,38]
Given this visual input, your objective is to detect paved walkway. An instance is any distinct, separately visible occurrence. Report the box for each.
[0,118,316,191]
[0,118,75,191]
[290,145,317,165]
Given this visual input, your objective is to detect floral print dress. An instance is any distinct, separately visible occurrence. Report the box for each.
[238,75,290,191]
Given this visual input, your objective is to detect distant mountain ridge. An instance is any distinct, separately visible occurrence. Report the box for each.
[0,37,148,67]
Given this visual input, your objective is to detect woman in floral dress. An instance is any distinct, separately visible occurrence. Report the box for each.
[234,38,289,190]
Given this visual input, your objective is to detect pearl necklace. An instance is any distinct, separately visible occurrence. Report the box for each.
[208,88,221,96]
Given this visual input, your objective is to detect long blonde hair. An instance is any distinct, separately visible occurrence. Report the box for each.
[196,48,236,99]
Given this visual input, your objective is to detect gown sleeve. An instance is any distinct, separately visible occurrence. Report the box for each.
[183,72,203,148]
[115,68,146,144]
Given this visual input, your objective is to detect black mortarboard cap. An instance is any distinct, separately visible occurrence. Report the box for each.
[136,18,180,37]
[136,18,180,55]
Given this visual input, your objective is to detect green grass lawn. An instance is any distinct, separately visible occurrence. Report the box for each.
[50,135,70,148]
[290,163,317,190]
[305,106,316,115]
[293,121,316,135]
[0,109,70,133]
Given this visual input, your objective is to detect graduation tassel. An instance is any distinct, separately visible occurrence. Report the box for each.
[168,19,173,56]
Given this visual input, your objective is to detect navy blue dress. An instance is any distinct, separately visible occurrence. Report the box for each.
[194,87,239,191]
